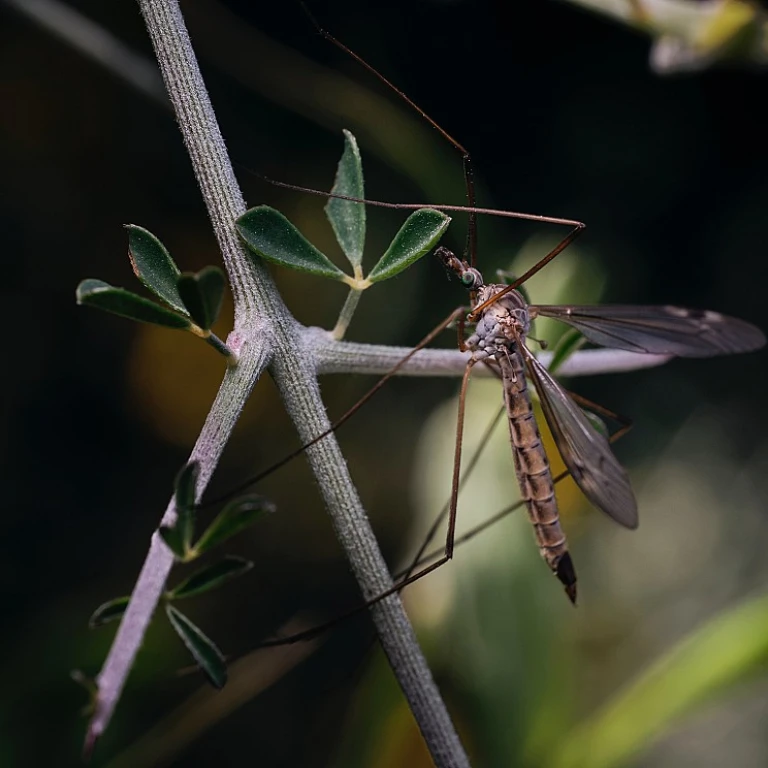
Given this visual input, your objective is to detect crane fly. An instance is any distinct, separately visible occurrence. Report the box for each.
[434,246,765,602]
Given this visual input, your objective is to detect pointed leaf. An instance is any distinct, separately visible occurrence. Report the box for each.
[548,328,586,375]
[174,461,199,552]
[193,495,275,555]
[125,224,185,312]
[177,267,226,331]
[237,206,347,280]
[367,209,450,282]
[174,461,199,511]
[167,556,253,600]
[76,280,191,329]
[165,604,227,689]
[325,130,366,268]
[159,524,186,560]
[88,596,130,628]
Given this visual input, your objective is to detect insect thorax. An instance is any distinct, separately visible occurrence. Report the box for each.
[466,284,531,361]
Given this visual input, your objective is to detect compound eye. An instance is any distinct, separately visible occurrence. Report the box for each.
[461,273,476,287]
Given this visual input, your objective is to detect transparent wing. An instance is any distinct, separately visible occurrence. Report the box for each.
[533,305,766,357]
[521,345,638,529]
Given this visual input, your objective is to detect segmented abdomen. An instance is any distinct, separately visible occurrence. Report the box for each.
[499,351,577,602]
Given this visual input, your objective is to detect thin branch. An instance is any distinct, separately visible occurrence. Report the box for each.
[331,287,364,340]
[310,330,674,378]
[87,343,271,752]
[86,3,470,766]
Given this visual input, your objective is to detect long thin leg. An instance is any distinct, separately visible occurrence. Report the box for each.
[397,357,500,581]
[445,359,475,559]
[403,400,506,582]
[254,409,635,650]
[250,170,586,318]
[254,171,583,232]
[299,2,479,266]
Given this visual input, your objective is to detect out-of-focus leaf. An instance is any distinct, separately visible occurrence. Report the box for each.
[165,605,227,689]
[174,461,199,511]
[88,596,130,628]
[177,267,225,331]
[76,280,191,329]
[367,209,450,283]
[237,206,347,280]
[71,670,98,715]
[697,0,758,58]
[125,224,185,312]
[325,130,366,269]
[174,461,199,552]
[550,593,768,768]
[583,410,609,440]
[71,669,97,695]
[167,556,253,600]
[193,495,274,555]
[159,525,186,560]
[548,327,585,375]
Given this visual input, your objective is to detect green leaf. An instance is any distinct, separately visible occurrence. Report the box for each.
[325,130,366,269]
[71,669,97,696]
[76,280,191,329]
[167,556,253,600]
[175,461,199,511]
[159,524,186,560]
[70,670,98,715]
[550,594,768,768]
[177,266,226,331]
[237,206,347,280]
[165,604,227,689]
[548,327,586,375]
[125,224,185,312]
[88,596,130,628]
[367,209,450,283]
[193,495,275,556]
[583,410,609,440]
[174,461,199,552]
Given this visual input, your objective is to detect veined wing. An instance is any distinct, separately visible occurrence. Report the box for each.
[520,344,638,529]
[532,305,766,357]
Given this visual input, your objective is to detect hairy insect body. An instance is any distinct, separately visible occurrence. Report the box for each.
[466,284,577,602]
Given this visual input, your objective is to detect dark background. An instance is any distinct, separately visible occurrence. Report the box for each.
[2,1,767,766]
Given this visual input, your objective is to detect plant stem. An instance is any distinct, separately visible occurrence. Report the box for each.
[202,331,235,361]
[331,286,364,340]
[310,332,673,378]
[86,3,470,766]
[86,346,270,754]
